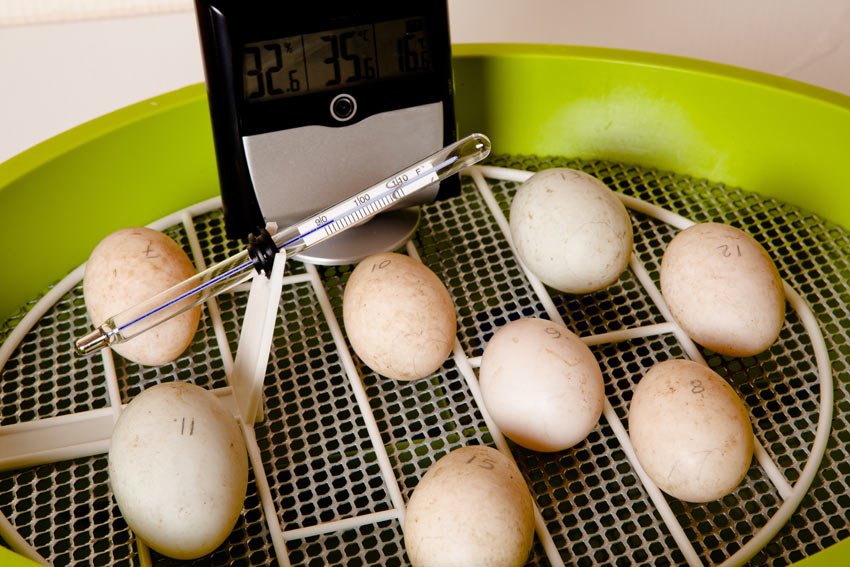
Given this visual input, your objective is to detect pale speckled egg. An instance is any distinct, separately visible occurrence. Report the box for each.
[509,168,633,293]
[479,317,604,451]
[628,359,754,503]
[343,252,456,381]
[404,445,534,567]
[83,227,201,366]
[660,222,785,357]
[108,382,249,559]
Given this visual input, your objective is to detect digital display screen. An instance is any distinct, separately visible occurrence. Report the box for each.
[242,17,432,102]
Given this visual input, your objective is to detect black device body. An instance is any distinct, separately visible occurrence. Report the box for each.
[194,0,458,243]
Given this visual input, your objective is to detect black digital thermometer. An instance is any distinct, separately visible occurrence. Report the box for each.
[194,1,458,264]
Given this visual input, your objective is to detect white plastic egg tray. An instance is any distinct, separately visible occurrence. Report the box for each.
[0,156,839,567]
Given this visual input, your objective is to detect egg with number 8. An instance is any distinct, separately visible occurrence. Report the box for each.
[628,359,754,503]
[479,317,604,451]
[660,222,785,357]
[404,445,534,567]
[109,382,249,559]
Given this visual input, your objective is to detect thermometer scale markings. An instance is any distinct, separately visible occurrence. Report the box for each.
[296,160,440,246]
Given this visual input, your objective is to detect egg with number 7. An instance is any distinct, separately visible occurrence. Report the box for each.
[479,317,604,451]
[628,359,754,502]
[660,222,785,357]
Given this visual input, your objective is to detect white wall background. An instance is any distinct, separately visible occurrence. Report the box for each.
[1,0,849,164]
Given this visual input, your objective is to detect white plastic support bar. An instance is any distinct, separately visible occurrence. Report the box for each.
[0,511,48,566]
[719,283,834,565]
[241,423,292,567]
[404,240,566,567]
[467,167,705,567]
[229,250,287,424]
[303,263,409,522]
[627,252,795,500]
[471,165,834,567]
[281,509,401,541]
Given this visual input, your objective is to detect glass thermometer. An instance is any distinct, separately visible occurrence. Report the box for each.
[75,133,490,356]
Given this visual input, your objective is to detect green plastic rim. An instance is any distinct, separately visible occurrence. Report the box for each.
[0,44,849,565]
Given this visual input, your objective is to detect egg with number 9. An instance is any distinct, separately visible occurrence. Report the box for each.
[660,222,785,357]
[404,445,534,567]
[628,359,754,503]
[479,317,604,451]
[109,382,249,559]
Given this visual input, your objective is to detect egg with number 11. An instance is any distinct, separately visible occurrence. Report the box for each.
[109,382,249,559]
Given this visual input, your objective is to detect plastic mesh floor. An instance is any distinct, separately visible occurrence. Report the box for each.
[0,153,847,567]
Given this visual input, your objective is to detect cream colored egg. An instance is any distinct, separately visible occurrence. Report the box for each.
[109,382,249,559]
[660,222,785,357]
[479,317,604,451]
[628,359,754,503]
[509,168,633,293]
[404,445,534,567]
[343,252,456,381]
[83,227,201,366]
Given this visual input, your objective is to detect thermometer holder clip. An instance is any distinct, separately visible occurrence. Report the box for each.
[248,227,279,278]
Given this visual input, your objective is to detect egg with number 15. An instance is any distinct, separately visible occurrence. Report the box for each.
[404,445,534,567]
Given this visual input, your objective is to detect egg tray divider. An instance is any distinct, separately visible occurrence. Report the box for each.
[0,156,839,567]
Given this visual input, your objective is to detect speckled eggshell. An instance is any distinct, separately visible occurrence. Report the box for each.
[479,317,604,451]
[108,382,249,559]
[83,227,201,366]
[404,445,534,567]
[628,359,754,503]
[342,252,456,381]
[509,168,633,293]
[660,222,785,357]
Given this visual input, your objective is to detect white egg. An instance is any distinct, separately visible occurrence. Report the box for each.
[479,317,604,451]
[660,222,785,357]
[109,382,249,559]
[510,168,632,293]
[628,359,754,503]
[343,252,456,381]
[84,227,201,366]
[404,445,534,567]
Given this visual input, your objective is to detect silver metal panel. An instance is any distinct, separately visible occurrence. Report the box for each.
[243,102,444,228]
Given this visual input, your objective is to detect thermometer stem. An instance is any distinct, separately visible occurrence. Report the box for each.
[74,133,490,356]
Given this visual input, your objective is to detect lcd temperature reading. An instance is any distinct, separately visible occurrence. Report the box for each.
[243,17,432,102]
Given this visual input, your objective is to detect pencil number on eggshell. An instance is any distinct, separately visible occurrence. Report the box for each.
[717,243,742,258]
[371,259,392,272]
[690,380,705,396]
[465,454,496,470]
[179,417,195,436]
[544,327,562,340]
